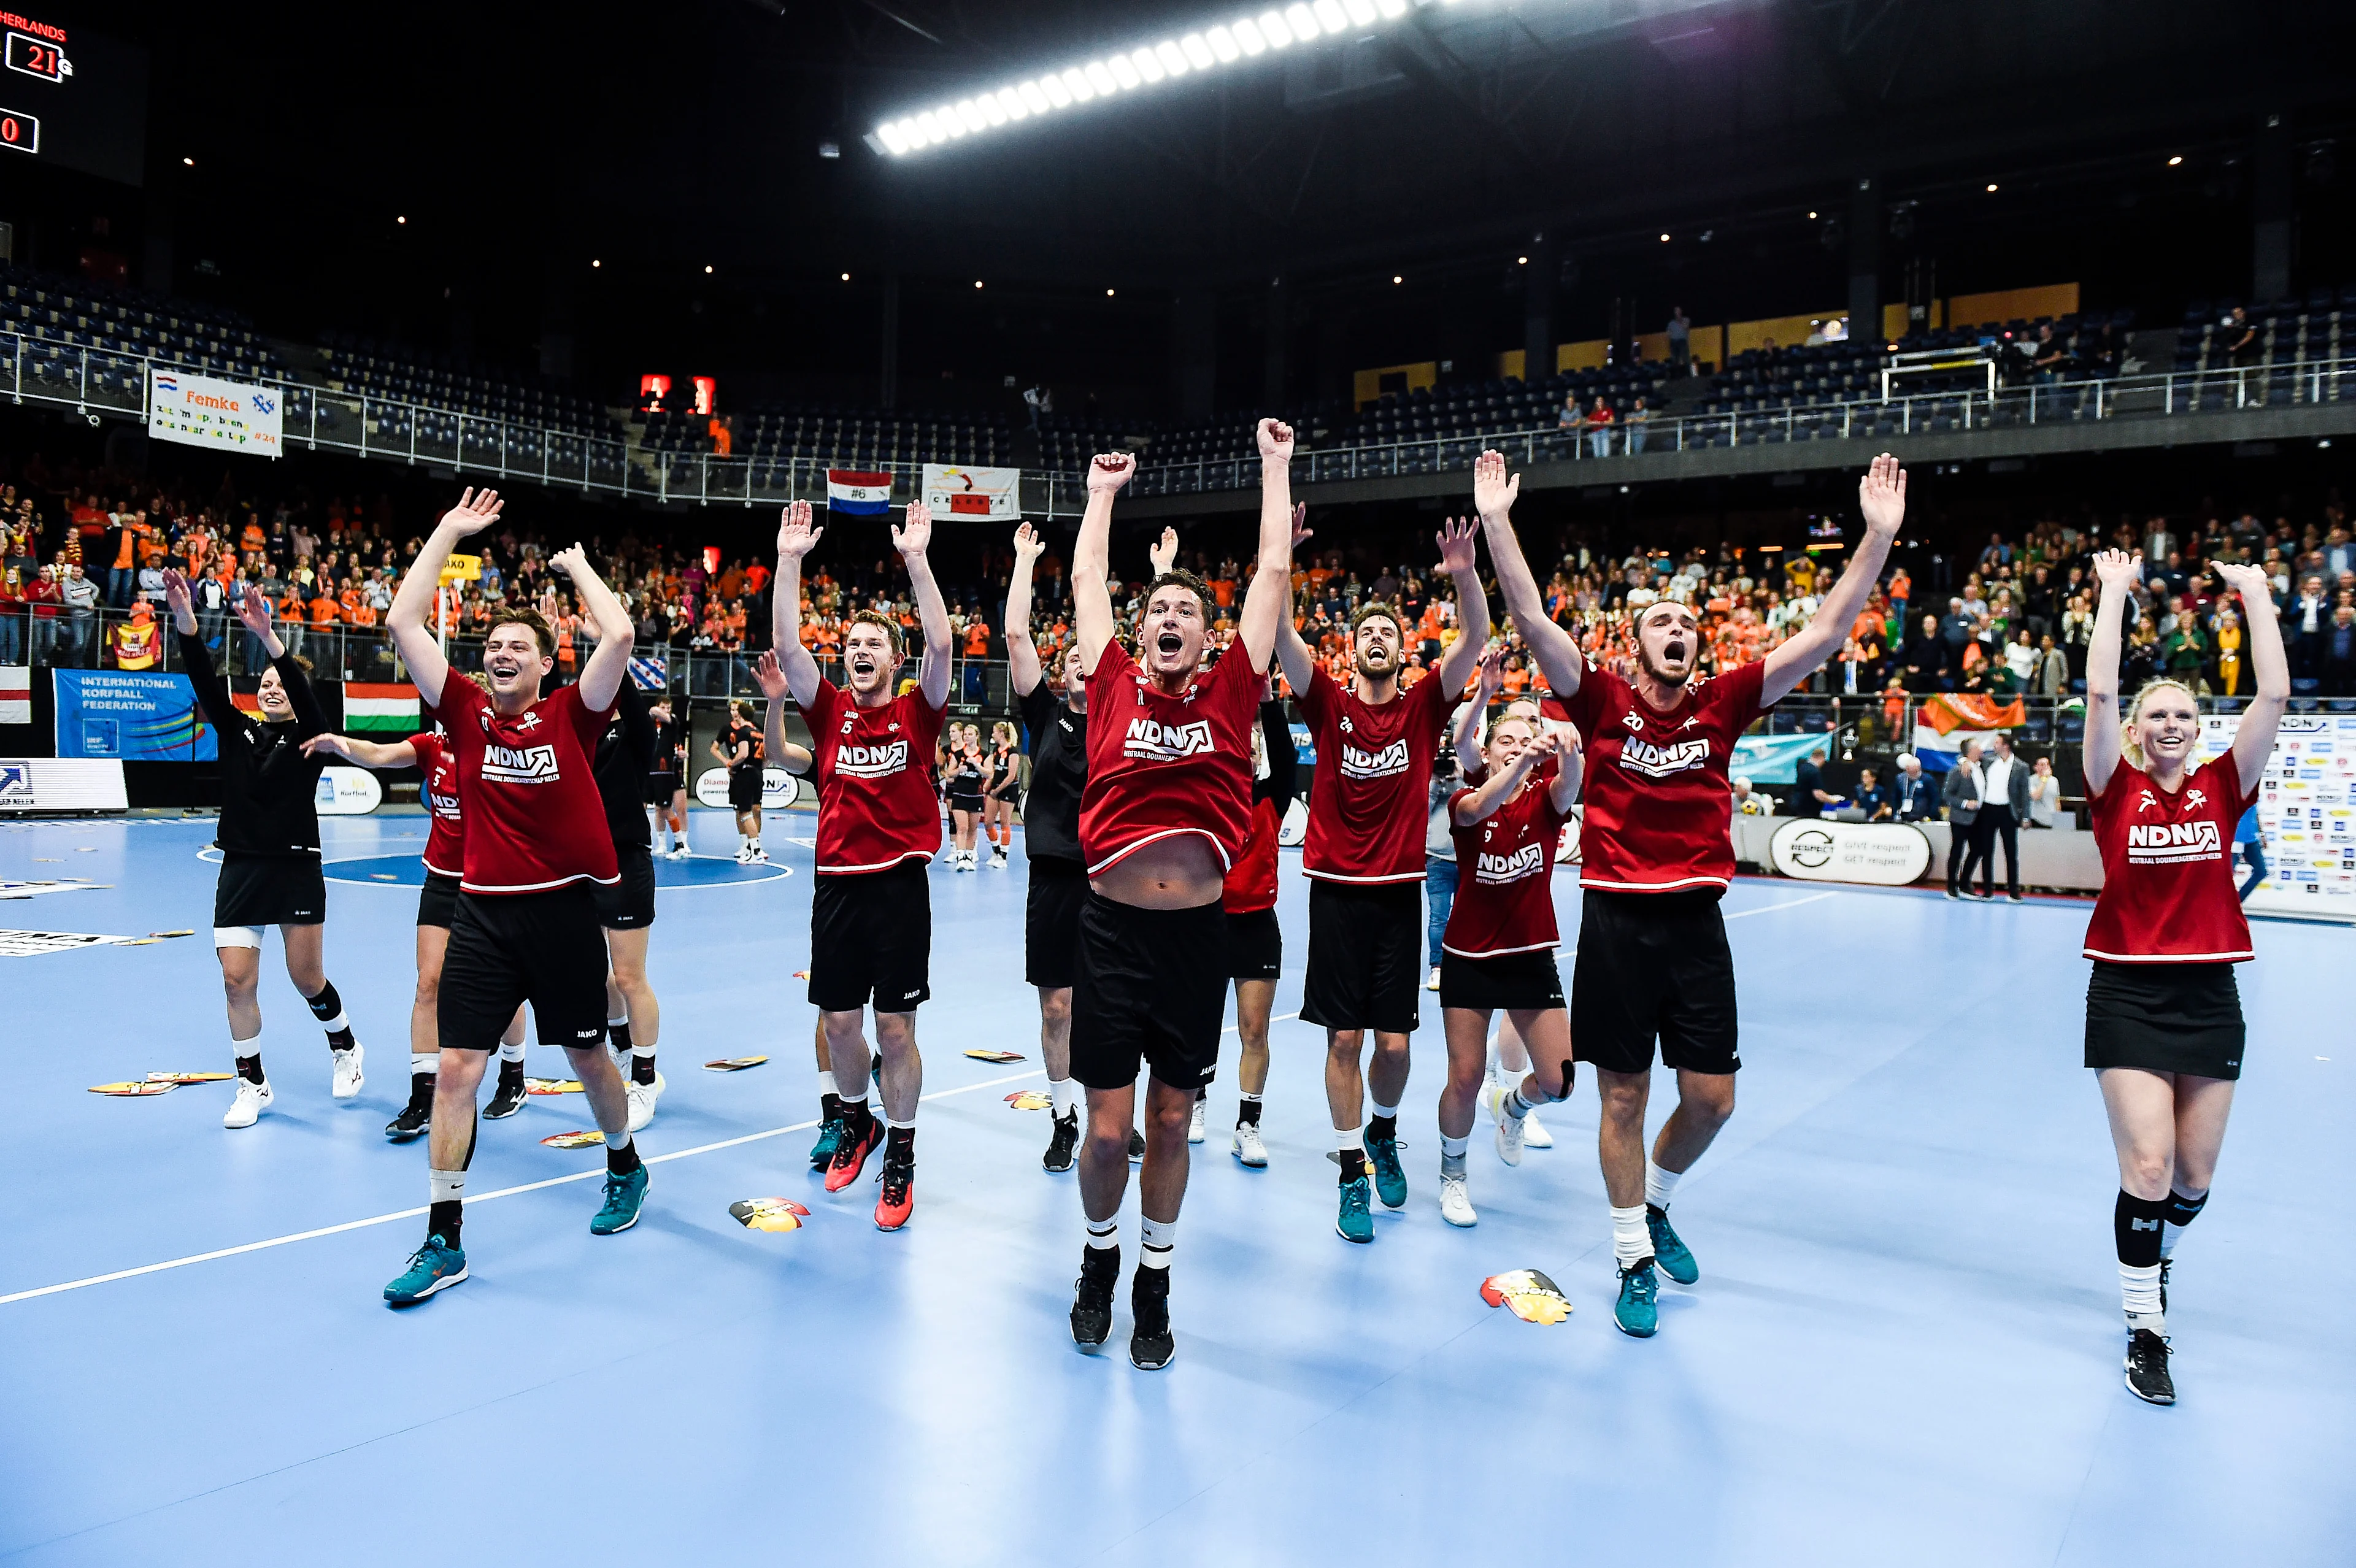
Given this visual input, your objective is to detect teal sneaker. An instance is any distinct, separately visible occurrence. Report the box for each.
[1336,1175,1375,1243]
[1613,1259,1660,1337]
[1366,1133,1408,1210]
[384,1234,468,1305]
[591,1165,649,1235]
[1647,1205,1698,1285]
[809,1118,844,1171]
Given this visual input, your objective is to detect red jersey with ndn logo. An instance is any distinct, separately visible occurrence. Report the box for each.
[2083,756,2257,963]
[1560,659,1765,893]
[1298,664,1454,883]
[1080,640,1259,875]
[798,679,947,874]
[1443,766,1569,956]
[407,730,465,880]
[1223,796,1283,913]
[431,678,617,894]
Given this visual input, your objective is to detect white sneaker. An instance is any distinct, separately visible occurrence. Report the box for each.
[1480,1080,1505,1126]
[625,1070,666,1133]
[734,845,752,863]
[1439,1174,1477,1226]
[1522,1109,1554,1149]
[751,846,768,864]
[1495,1104,1526,1167]
[667,843,690,860]
[1231,1121,1268,1168]
[332,1042,365,1099]
[1426,966,1441,992]
[223,1077,273,1129]
[1188,1097,1206,1144]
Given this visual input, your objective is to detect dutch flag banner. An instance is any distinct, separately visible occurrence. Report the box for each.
[826,469,895,515]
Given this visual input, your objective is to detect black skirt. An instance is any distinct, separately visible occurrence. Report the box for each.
[2084,960,2246,1081]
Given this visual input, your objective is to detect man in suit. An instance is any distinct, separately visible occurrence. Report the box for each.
[1942,739,1982,899]
[1969,731,2032,902]
[1891,753,1939,822]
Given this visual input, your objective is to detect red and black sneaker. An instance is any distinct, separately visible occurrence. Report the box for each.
[824,1114,882,1193]
[874,1151,915,1231]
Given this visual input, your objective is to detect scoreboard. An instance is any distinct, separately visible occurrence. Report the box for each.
[0,7,146,186]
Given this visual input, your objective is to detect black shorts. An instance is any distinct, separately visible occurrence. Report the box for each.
[646,771,680,807]
[1024,857,1088,990]
[809,858,931,1013]
[1571,888,1740,1076]
[1441,948,1566,1013]
[1301,880,1423,1036]
[1071,892,1227,1092]
[213,851,326,929]
[1225,907,1282,980]
[593,844,657,930]
[948,792,984,815]
[728,767,764,810]
[417,871,461,930]
[2085,961,2246,1080]
[439,885,610,1051]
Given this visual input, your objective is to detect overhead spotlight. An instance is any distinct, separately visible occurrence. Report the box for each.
[1111,53,1143,88]
[181,156,193,166]
[1985,182,1999,193]
[1084,62,1118,96]
[1260,9,1295,46]
[2167,155,2184,166]
[1517,255,1528,264]
[1107,288,1116,296]
[1234,17,1268,52]
[1155,40,1188,76]
[1660,233,1671,242]
[841,272,851,281]
[818,140,841,159]
[1287,3,1324,39]
[975,280,985,289]
[1182,33,1215,69]
[1807,210,1817,219]
[705,264,715,274]
[1392,274,1403,285]
[1207,25,1241,60]
[397,215,407,225]
[592,259,601,268]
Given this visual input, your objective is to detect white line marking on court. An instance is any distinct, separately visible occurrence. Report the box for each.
[0,1066,1044,1308]
[1722,890,1839,920]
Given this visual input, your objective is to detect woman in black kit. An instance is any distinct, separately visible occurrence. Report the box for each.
[982,719,1022,869]
[944,722,987,870]
[162,569,367,1131]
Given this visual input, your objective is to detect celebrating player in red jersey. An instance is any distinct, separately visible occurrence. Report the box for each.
[771,496,952,1232]
[1438,714,1583,1228]
[1479,447,1908,1337]
[2080,550,2285,1405]
[379,489,644,1307]
[1064,422,1295,1370]
[1274,509,1489,1243]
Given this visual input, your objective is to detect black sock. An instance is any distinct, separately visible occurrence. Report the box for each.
[236,1052,264,1085]
[2163,1188,2209,1231]
[1339,1148,1367,1184]
[1368,1112,1398,1145]
[327,1026,356,1050]
[1238,1097,1263,1126]
[409,1071,436,1105]
[496,1055,525,1081]
[632,1051,656,1086]
[820,1091,842,1123]
[842,1099,874,1137]
[885,1123,916,1163]
[609,1019,632,1054]
[429,1201,462,1247]
[307,981,355,1049]
[2114,1189,2168,1267]
[607,1137,644,1177]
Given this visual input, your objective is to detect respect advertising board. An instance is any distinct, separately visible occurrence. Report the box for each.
[1766,818,1933,886]
[2201,712,2356,922]
[147,368,283,458]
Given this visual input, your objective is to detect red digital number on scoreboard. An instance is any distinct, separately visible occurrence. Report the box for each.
[4,31,67,83]
[0,107,37,154]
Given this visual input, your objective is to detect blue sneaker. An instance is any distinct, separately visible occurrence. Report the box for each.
[1366,1133,1408,1210]
[1647,1205,1698,1285]
[1336,1175,1374,1243]
[1614,1259,1660,1337]
[591,1165,649,1235]
[384,1235,468,1305]
[809,1118,844,1171]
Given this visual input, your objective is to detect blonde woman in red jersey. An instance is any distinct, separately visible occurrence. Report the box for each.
[1479,448,1907,1337]
[2081,551,2285,1405]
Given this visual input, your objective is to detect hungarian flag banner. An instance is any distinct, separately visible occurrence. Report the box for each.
[343,682,422,734]
[1919,693,2025,735]
[826,469,893,516]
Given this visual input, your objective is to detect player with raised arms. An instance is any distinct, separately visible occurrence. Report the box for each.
[769,496,953,1231]
[1477,448,1907,1336]
[2080,550,2285,1404]
[378,489,645,1306]
[160,569,364,1129]
[1064,421,1295,1369]
[1272,505,1490,1242]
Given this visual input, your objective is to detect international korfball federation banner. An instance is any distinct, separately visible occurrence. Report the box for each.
[922,463,1020,520]
[53,669,215,761]
[2200,710,2356,922]
[147,368,283,458]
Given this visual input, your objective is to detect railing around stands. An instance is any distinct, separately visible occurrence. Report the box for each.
[4,331,2350,513]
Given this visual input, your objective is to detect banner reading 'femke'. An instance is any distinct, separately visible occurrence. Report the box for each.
[147,369,283,458]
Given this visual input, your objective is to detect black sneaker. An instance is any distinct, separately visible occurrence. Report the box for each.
[1130,1265,1175,1370]
[484,1067,529,1120]
[1128,1127,1146,1164]
[2123,1328,2175,1405]
[1071,1244,1118,1350]
[383,1084,433,1143]
[1042,1109,1079,1173]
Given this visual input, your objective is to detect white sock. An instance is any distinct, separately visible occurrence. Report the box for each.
[1611,1204,1649,1268]
[498,1039,526,1064]
[409,1053,436,1076]
[1047,1077,1079,1120]
[1140,1215,1176,1268]
[2120,1261,2164,1321]
[818,1069,839,1098]
[884,1115,915,1132]
[1086,1216,1120,1251]
[1440,1134,1468,1177]
[428,1168,466,1204]
[841,1086,869,1112]
[1371,1099,1399,1121]
[1338,1125,1364,1154]
[1645,1160,1684,1211]
[632,1042,657,1064]
[606,1128,632,1153]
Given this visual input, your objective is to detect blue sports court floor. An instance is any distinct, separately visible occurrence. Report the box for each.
[1,812,2349,1566]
